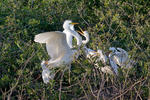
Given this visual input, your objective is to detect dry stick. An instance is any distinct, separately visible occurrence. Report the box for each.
[97,72,106,100]
[41,89,46,100]
[1,88,7,100]
[59,70,65,100]
[134,87,142,100]
[77,76,89,100]
[122,68,130,99]
[87,79,97,98]
[17,87,24,100]
[111,78,145,100]
[62,82,80,89]
[7,51,36,100]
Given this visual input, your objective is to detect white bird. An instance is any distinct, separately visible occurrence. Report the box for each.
[100,65,114,75]
[63,20,82,48]
[108,47,133,75]
[108,51,119,75]
[34,21,83,69]
[96,49,108,65]
[77,28,108,64]
[77,29,115,75]
[41,61,55,84]
[77,28,97,59]
[34,20,83,83]
[94,63,114,75]
[34,31,80,69]
[109,47,129,67]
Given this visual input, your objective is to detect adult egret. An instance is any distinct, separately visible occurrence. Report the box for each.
[63,20,82,48]
[34,31,81,68]
[34,20,83,83]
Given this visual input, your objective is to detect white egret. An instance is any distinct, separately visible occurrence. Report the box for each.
[109,47,129,67]
[34,20,83,83]
[77,28,115,75]
[77,28,108,64]
[77,28,97,59]
[108,47,134,75]
[96,49,108,65]
[34,30,82,68]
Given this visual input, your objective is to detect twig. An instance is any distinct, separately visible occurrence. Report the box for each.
[59,70,65,100]
[111,78,145,100]
[77,76,89,100]
[134,87,142,100]
[7,51,36,100]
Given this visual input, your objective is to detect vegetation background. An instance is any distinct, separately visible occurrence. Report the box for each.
[0,0,150,99]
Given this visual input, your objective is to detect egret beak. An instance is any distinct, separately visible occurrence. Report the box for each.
[70,22,79,25]
[77,31,84,35]
[78,26,84,35]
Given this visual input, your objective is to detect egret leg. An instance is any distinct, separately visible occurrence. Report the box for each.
[68,64,71,84]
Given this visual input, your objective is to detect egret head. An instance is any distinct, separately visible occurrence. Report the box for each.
[63,20,79,30]
[77,27,90,44]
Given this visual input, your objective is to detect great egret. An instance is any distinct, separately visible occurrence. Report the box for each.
[63,20,82,48]
[96,49,108,65]
[77,29,114,74]
[34,31,82,68]
[77,28,98,59]
[77,28,108,64]
[34,20,83,83]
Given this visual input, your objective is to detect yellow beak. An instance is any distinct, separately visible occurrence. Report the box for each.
[70,22,79,25]
[78,26,84,35]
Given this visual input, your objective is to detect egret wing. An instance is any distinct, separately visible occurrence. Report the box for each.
[34,31,71,59]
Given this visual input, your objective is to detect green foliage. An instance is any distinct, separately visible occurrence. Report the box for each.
[0,0,149,99]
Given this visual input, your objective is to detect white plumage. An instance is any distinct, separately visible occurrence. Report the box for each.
[109,47,129,67]
[41,61,55,84]
[108,52,119,75]
[34,20,82,83]
[63,20,82,48]
[96,49,108,65]
[35,31,79,68]
[78,30,108,65]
